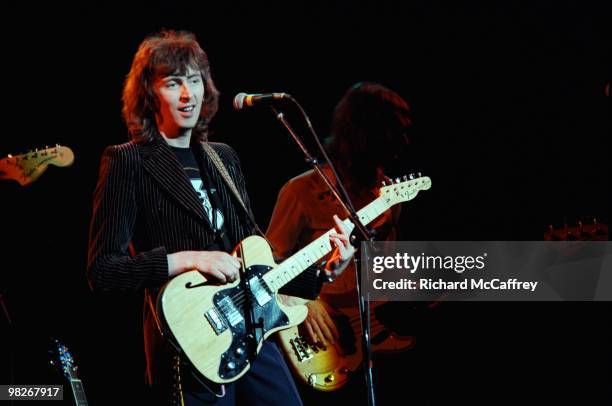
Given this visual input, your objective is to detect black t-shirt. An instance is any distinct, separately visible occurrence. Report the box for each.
[170,146,231,250]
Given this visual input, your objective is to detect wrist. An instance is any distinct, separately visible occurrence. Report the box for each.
[167,251,193,276]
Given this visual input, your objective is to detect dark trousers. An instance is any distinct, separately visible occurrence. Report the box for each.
[182,341,302,406]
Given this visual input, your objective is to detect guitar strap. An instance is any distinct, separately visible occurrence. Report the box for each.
[201,142,274,250]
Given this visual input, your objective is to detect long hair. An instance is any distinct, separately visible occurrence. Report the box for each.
[327,82,412,190]
[122,29,219,142]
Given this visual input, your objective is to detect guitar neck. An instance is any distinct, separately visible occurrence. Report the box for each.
[264,195,390,292]
[70,379,88,406]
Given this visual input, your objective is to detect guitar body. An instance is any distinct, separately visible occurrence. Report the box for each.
[158,236,307,384]
[157,175,430,386]
[277,300,415,391]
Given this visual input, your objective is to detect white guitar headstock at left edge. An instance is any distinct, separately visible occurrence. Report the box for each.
[379,174,432,205]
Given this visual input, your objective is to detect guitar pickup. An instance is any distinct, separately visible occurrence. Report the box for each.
[218,296,244,327]
[205,307,228,335]
[249,276,272,307]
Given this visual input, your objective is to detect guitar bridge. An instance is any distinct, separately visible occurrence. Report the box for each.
[290,336,314,362]
[205,307,228,335]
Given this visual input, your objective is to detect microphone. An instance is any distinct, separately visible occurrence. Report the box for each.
[232,92,290,110]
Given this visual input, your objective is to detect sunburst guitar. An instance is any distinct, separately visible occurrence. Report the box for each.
[158,175,431,384]
[277,298,415,391]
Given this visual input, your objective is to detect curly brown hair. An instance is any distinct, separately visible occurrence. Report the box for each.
[122,29,220,142]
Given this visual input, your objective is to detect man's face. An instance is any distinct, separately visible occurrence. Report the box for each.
[154,66,205,138]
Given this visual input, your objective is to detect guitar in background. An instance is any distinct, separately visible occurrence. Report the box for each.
[544,216,608,241]
[0,145,74,186]
[49,339,88,406]
[277,298,415,391]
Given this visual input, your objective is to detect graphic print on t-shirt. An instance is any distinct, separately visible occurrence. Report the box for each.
[169,146,226,232]
[190,177,225,231]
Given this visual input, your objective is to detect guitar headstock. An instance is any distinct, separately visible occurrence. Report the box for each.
[49,338,80,381]
[544,216,608,241]
[0,144,74,186]
[379,173,432,205]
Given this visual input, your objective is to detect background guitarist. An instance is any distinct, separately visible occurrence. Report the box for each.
[87,29,355,406]
[267,82,416,403]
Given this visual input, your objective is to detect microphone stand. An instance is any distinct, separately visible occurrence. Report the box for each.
[270,104,377,406]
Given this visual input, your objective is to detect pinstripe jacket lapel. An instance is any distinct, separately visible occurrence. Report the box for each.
[138,135,210,226]
[193,141,249,243]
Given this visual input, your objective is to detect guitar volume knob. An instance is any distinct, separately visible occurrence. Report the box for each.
[308,374,317,386]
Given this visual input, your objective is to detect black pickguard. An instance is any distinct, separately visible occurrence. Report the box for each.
[213,264,289,379]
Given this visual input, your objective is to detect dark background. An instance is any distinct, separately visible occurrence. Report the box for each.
[1,1,610,404]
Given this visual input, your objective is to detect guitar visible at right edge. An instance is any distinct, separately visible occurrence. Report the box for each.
[544,216,608,241]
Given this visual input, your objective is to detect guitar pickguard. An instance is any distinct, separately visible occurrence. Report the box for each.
[212,265,290,379]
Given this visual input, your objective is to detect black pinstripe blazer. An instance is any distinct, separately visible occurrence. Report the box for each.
[87,133,318,384]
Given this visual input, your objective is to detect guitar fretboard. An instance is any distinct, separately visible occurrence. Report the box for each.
[263,195,391,292]
[70,379,88,406]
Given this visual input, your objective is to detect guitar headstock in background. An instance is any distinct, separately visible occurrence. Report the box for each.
[0,145,74,186]
[544,216,608,241]
[379,173,432,205]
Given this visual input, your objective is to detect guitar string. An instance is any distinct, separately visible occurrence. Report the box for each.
[222,198,391,305]
[224,288,387,337]
[220,196,397,310]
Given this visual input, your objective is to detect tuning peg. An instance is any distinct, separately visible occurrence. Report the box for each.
[402,175,408,181]
[578,220,591,238]
[417,172,422,177]
[408,173,416,180]
[381,181,386,186]
[594,218,607,236]
[395,177,401,183]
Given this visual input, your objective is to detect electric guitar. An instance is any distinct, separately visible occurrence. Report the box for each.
[49,339,88,406]
[158,175,432,384]
[543,216,608,241]
[0,145,74,186]
[277,298,415,391]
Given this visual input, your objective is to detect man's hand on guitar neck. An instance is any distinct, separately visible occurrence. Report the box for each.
[304,299,340,346]
[325,214,356,279]
[167,251,241,283]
